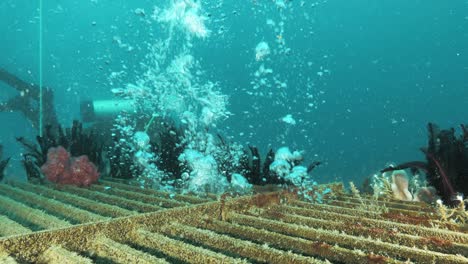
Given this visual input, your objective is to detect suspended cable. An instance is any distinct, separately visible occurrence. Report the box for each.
[38,0,43,137]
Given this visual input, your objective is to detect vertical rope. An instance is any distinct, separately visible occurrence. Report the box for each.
[38,0,43,137]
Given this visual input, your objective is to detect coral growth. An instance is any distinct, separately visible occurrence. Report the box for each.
[390,170,413,201]
[372,169,438,204]
[350,182,388,214]
[17,120,106,182]
[436,195,468,224]
[380,123,468,205]
[41,146,99,187]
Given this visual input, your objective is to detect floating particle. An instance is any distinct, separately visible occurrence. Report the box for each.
[282,114,296,125]
[255,41,270,61]
[134,8,146,17]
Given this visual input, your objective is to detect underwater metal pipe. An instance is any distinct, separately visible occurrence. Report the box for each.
[80,100,134,122]
[0,68,58,128]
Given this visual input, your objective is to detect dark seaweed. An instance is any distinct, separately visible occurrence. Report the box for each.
[108,118,186,180]
[424,123,468,205]
[381,123,468,205]
[242,146,284,185]
[152,122,186,180]
[240,146,322,186]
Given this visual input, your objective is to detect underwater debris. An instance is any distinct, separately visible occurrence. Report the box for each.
[0,67,58,128]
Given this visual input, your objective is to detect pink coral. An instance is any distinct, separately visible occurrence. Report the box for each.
[41,146,99,187]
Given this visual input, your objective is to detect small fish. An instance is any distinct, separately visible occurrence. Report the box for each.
[307,161,321,174]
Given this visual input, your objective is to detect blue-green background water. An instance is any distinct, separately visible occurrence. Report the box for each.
[1,0,467,184]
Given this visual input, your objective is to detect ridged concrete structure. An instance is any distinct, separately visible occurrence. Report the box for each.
[0,180,467,263]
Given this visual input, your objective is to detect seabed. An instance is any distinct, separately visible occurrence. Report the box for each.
[0,180,467,264]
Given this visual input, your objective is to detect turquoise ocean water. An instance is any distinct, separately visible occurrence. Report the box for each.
[1,0,467,185]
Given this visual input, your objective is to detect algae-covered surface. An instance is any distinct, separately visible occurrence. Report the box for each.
[0,181,466,264]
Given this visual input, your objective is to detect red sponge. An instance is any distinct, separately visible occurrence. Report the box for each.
[41,146,99,187]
